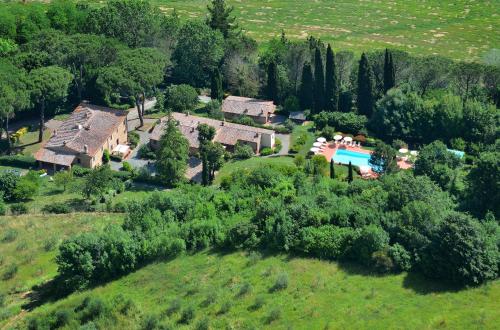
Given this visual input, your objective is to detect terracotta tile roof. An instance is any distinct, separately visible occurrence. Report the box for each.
[150,112,274,149]
[35,103,127,164]
[222,96,276,118]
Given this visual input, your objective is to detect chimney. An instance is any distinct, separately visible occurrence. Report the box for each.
[190,127,195,133]
[186,111,190,116]
[221,121,224,126]
[53,130,57,136]
[255,133,259,138]
[77,124,83,130]
[83,145,88,153]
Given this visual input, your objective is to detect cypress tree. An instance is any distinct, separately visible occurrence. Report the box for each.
[383,49,396,93]
[357,53,375,117]
[210,68,223,101]
[348,161,353,183]
[339,90,352,112]
[201,153,209,186]
[330,159,335,179]
[267,61,279,104]
[299,63,314,110]
[325,44,339,112]
[313,47,325,113]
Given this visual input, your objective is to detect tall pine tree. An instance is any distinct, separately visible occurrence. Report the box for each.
[383,48,396,93]
[210,68,223,101]
[330,159,335,179]
[206,0,237,38]
[325,44,339,112]
[313,47,325,113]
[267,61,279,104]
[299,63,314,110]
[357,53,375,117]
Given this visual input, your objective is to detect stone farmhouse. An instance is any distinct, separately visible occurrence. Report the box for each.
[150,112,275,154]
[35,103,128,171]
[221,96,276,124]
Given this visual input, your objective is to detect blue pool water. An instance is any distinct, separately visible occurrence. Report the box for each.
[332,149,373,168]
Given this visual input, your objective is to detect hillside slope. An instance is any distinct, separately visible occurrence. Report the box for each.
[16,250,499,329]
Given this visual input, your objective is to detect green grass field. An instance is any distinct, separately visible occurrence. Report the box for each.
[13,250,500,329]
[156,0,499,60]
[0,213,123,327]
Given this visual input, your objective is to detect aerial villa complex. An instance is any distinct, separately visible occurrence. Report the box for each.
[35,103,128,171]
[150,112,275,154]
[221,95,276,124]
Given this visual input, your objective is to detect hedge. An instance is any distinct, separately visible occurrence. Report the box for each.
[0,155,36,169]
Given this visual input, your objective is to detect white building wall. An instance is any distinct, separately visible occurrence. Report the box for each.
[261,132,275,148]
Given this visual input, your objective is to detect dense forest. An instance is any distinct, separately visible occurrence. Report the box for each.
[0,0,498,317]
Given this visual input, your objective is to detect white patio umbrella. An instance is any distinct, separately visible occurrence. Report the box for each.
[334,135,343,141]
[410,150,418,156]
[317,137,327,143]
[313,142,323,147]
[344,136,353,142]
[398,148,409,154]
[309,147,320,153]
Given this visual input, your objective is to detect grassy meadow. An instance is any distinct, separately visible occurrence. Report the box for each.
[11,249,500,329]
[155,0,499,60]
[0,213,123,327]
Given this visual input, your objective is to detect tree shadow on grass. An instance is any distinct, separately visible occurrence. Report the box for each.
[402,271,463,295]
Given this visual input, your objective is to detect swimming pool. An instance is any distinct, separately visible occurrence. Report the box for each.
[332,149,373,168]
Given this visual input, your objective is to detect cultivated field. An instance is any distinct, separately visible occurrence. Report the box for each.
[16,250,500,329]
[156,0,499,60]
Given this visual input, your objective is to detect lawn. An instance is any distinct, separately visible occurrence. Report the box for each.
[14,130,51,157]
[0,213,123,327]
[155,0,499,60]
[214,156,295,184]
[13,250,500,329]
[290,123,316,156]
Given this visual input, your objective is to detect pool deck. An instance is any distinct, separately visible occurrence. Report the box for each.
[318,141,414,178]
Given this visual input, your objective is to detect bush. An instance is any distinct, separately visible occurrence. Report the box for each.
[79,297,108,323]
[274,138,282,153]
[165,298,181,316]
[0,171,19,201]
[265,308,281,324]
[142,314,160,330]
[351,225,390,265]
[314,111,367,134]
[112,171,133,181]
[218,301,231,314]
[260,147,273,156]
[237,282,252,297]
[234,144,254,160]
[371,250,394,273]
[110,178,126,194]
[320,125,336,141]
[195,317,210,330]
[42,202,71,214]
[388,244,412,272]
[2,264,18,280]
[71,166,91,177]
[1,229,17,243]
[0,292,5,307]
[109,153,122,162]
[179,306,195,324]
[128,131,140,149]
[102,149,110,164]
[353,134,367,143]
[13,171,41,201]
[270,272,288,292]
[283,96,300,114]
[0,199,6,216]
[250,296,265,310]
[137,144,156,160]
[164,84,199,113]
[205,100,223,120]
[274,125,292,134]
[10,203,28,215]
[43,237,59,252]
[121,161,133,172]
[391,139,407,150]
[53,309,72,328]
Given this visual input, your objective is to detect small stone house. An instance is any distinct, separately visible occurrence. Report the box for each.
[221,96,276,124]
[35,103,128,171]
[150,112,275,154]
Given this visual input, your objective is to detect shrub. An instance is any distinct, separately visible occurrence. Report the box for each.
[314,111,367,134]
[142,314,160,330]
[79,297,108,323]
[72,166,92,177]
[164,84,198,113]
[218,301,231,314]
[274,125,292,134]
[234,144,254,160]
[121,161,133,172]
[179,306,195,324]
[43,237,59,252]
[320,125,336,141]
[10,203,28,215]
[260,147,273,156]
[2,264,18,280]
[270,272,288,292]
[110,178,125,194]
[42,202,71,214]
[391,139,407,150]
[1,229,17,243]
[102,149,110,164]
[113,201,129,213]
[249,296,265,310]
[195,317,210,330]
[371,250,394,273]
[205,100,223,120]
[165,298,181,316]
[0,199,5,216]
[351,225,389,265]
[137,144,156,160]
[388,243,412,272]
[0,292,5,307]
[283,96,300,114]
[274,138,282,153]
[237,282,252,297]
[110,153,122,162]
[246,251,262,267]
[128,131,140,149]
[353,134,367,143]
[265,308,281,324]
[201,291,217,307]
[53,309,72,328]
